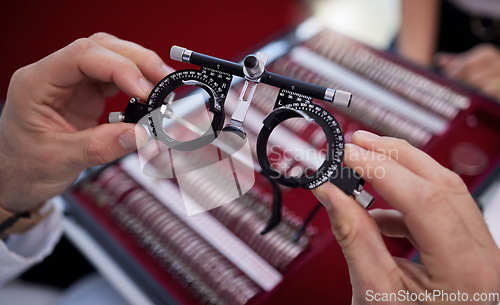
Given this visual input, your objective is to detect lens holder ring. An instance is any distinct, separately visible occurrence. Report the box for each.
[257,104,344,190]
[146,69,229,151]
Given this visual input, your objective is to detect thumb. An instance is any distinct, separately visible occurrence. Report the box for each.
[67,122,148,169]
[312,183,399,286]
[434,52,457,68]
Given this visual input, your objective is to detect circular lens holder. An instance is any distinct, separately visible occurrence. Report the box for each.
[257,89,344,190]
[147,68,232,151]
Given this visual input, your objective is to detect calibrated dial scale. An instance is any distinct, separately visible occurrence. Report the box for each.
[109,45,374,223]
[146,67,233,151]
[257,89,344,190]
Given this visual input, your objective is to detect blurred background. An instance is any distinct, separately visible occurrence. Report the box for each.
[0,0,400,101]
[1,1,499,305]
[312,0,400,48]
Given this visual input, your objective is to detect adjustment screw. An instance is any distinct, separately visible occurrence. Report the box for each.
[108,112,125,123]
[244,55,258,68]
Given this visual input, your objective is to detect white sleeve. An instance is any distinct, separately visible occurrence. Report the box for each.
[0,201,63,287]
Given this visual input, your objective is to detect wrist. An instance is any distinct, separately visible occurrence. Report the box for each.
[0,161,35,213]
[0,202,54,238]
[0,138,45,213]
[0,199,45,214]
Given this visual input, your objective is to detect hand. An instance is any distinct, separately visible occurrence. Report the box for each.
[313,130,500,304]
[0,33,173,213]
[436,44,500,101]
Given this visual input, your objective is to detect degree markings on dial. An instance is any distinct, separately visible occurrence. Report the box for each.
[147,70,227,112]
[270,90,345,189]
[144,68,232,148]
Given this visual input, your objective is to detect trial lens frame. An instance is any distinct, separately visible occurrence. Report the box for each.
[109,46,373,235]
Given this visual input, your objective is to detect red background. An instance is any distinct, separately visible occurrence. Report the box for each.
[0,0,309,102]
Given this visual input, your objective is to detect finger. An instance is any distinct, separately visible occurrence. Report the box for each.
[61,122,149,170]
[312,183,400,284]
[481,78,500,100]
[435,52,457,68]
[460,60,500,98]
[343,143,473,257]
[33,38,154,100]
[393,257,427,287]
[96,82,120,99]
[369,209,419,248]
[351,131,462,189]
[442,44,498,80]
[440,56,468,79]
[351,131,493,248]
[89,32,174,84]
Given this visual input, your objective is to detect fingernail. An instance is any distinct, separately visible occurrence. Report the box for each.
[354,130,379,140]
[138,77,154,94]
[319,200,332,212]
[312,188,333,212]
[313,190,332,212]
[435,52,455,67]
[344,143,366,162]
[119,130,147,150]
[161,64,174,75]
